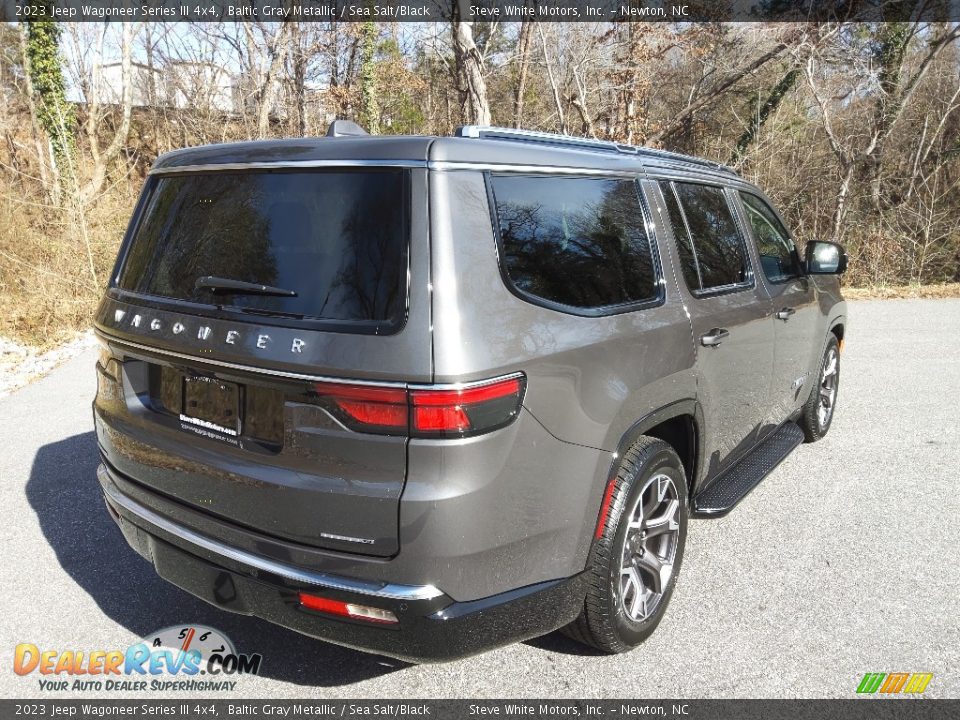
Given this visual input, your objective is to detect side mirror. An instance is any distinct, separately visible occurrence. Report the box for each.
[805,241,848,275]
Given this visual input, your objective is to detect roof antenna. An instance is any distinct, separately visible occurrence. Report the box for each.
[327,119,369,138]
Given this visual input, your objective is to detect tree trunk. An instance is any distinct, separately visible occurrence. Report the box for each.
[358,20,380,134]
[16,24,53,195]
[257,20,293,138]
[290,21,306,136]
[730,67,799,165]
[82,21,133,205]
[513,19,534,128]
[451,13,491,125]
[538,24,567,134]
[23,17,75,189]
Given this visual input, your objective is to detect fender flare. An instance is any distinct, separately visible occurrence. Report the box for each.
[593,399,704,538]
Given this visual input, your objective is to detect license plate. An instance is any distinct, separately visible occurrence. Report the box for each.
[181,376,241,436]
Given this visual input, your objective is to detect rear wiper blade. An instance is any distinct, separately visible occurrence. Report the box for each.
[195,276,297,297]
[236,307,305,320]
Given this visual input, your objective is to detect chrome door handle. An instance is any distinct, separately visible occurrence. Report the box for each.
[776,307,796,321]
[700,328,730,347]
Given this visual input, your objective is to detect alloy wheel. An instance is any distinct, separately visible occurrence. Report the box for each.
[618,473,681,622]
[818,347,839,429]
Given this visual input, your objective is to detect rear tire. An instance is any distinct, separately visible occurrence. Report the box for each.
[562,436,688,654]
[800,335,840,443]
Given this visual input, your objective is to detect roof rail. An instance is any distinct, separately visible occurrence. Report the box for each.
[454,125,738,177]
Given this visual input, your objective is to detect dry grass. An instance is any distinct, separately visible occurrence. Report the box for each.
[844,283,960,300]
[0,187,132,349]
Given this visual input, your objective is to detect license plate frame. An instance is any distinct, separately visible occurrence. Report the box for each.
[181,376,241,436]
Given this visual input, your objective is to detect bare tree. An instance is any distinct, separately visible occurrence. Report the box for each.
[79,21,134,204]
[513,18,534,127]
[450,5,491,125]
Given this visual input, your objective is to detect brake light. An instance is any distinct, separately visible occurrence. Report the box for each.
[298,593,398,624]
[411,376,524,437]
[311,374,525,438]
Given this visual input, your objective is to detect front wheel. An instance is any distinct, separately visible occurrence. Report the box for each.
[800,334,840,443]
[562,436,688,654]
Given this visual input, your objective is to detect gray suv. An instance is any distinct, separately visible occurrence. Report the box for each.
[93,123,848,661]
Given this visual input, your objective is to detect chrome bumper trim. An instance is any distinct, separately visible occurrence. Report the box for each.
[98,465,443,601]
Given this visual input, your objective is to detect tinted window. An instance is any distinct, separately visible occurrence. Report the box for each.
[660,182,701,292]
[740,192,801,283]
[490,175,658,310]
[117,171,407,331]
[666,182,750,292]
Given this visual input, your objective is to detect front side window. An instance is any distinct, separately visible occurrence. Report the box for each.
[739,192,802,283]
[661,181,751,294]
[489,175,659,312]
[116,170,408,332]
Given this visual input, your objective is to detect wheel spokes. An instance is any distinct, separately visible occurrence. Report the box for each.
[620,566,651,621]
[644,499,680,538]
[823,354,838,378]
[635,551,672,594]
[617,473,681,623]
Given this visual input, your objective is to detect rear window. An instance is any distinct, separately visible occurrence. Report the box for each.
[489,175,659,313]
[116,170,408,333]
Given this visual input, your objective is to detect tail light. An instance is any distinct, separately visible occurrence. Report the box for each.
[311,373,525,438]
[312,382,408,434]
[411,376,524,437]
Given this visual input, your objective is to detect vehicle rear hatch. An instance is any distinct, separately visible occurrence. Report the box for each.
[94,140,432,557]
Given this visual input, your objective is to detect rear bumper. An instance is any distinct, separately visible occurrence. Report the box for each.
[97,463,587,662]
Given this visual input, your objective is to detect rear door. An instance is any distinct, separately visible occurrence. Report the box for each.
[94,166,431,557]
[735,191,819,428]
[655,180,775,479]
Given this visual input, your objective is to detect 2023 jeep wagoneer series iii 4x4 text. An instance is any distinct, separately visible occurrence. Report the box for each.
[94,122,848,661]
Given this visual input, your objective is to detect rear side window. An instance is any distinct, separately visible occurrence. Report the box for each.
[739,192,802,283]
[116,170,408,333]
[660,181,750,294]
[489,175,659,312]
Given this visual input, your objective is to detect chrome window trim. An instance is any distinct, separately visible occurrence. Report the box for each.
[99,467,444,601]
[149,159,428,175]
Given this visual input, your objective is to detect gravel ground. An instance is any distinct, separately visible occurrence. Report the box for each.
[1,299,957,699]
[0,331,97,399]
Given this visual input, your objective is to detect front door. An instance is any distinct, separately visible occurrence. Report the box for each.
[735,191,819,433]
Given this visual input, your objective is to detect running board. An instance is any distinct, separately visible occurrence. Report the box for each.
[692,422,804,518]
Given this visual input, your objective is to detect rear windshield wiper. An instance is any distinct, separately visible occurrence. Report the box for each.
[195,276,298,298]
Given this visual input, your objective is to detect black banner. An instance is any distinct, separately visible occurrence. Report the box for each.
[2,0,960,23]
[1,700,959,720]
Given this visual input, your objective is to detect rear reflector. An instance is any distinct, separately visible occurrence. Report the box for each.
[312,373,525,438]
[298,593,398,624]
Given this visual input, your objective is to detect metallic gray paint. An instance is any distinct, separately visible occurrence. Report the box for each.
[95,132,847,610]
[99,465,443,601]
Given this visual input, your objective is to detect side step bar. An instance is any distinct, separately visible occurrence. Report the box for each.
[692,422,805,518]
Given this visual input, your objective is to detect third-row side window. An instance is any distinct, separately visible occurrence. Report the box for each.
[490,175,659,311]
[660,181,751,294]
